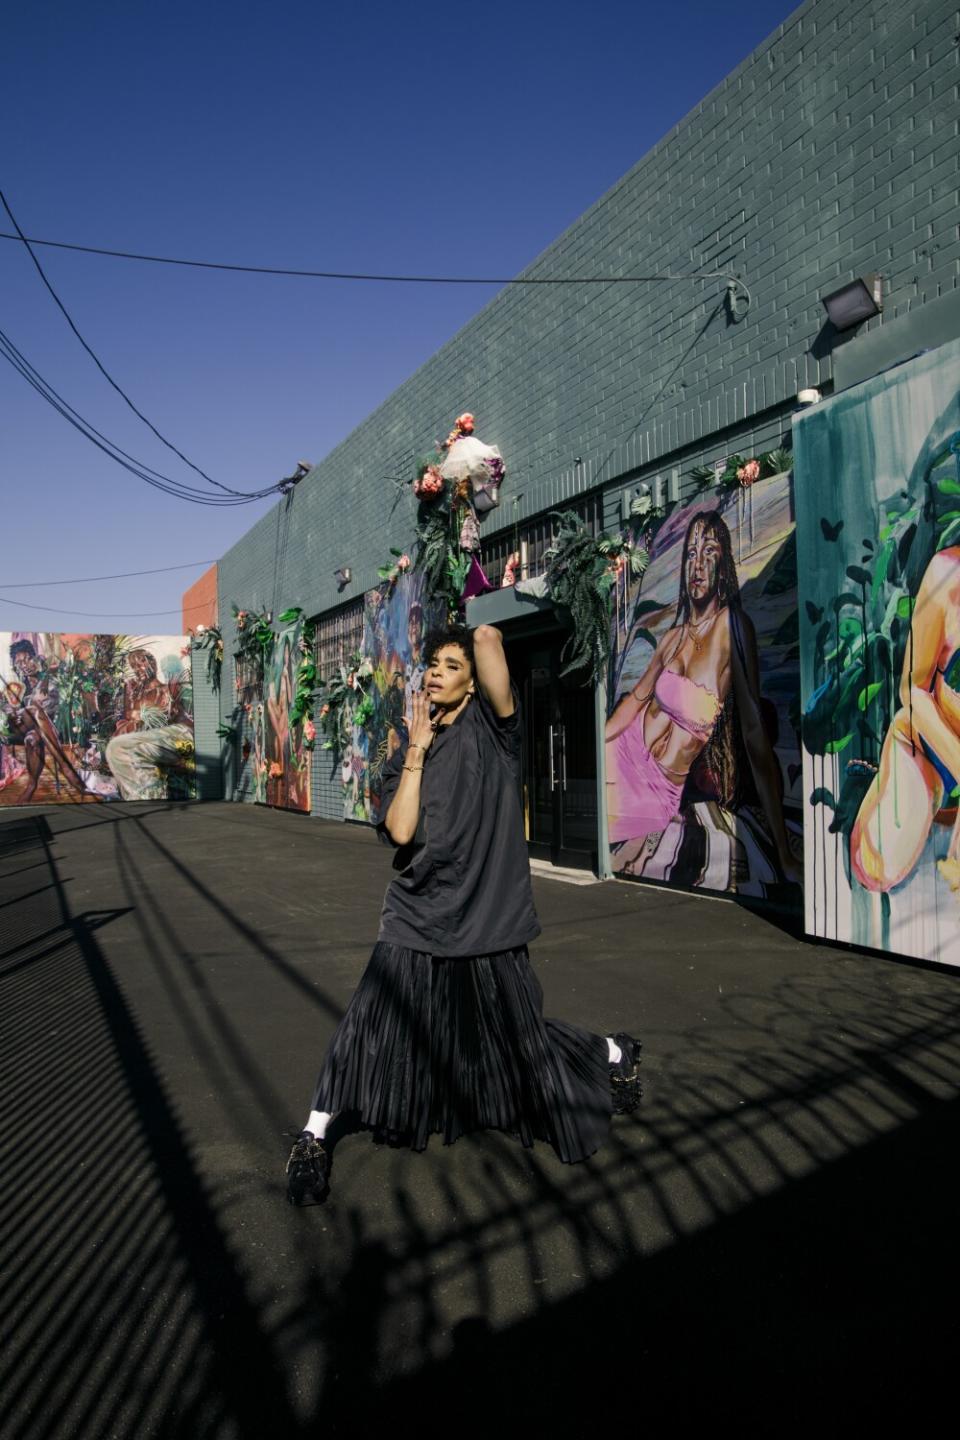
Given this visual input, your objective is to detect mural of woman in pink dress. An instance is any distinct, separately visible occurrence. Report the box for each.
[605,510,799,883]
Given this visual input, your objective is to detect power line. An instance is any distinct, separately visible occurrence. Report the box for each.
[0,323,284,505]
[0,189,285,501]
[0,594,211,618]
[0,560,216,588]
[0,226,742,288]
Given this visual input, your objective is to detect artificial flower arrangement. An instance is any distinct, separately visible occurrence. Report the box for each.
[537,494,665,681]
[231,603,276,690]
[691,447,793,492]
[191,623,224,691]
[317,650,375,759]
[380,410,507,618]
[377,551,412,586]
[279,609,319,749]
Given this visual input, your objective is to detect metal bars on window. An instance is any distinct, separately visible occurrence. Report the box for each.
[314,598,365,679]
[479,492,603,587]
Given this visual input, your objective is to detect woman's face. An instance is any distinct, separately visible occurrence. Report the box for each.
[685,521,722,607]
[425,644,474,707]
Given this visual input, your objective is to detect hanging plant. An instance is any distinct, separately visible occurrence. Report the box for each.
[191,624,224,691]
[287,614,319,735]
[543,497,664,681]
[232,604,274,690]
[317,650,374,760]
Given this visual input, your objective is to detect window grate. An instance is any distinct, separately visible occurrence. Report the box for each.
[314,598,365,678]
[478,493,603,587]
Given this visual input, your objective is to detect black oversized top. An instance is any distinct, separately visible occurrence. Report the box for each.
[376,687,541,957]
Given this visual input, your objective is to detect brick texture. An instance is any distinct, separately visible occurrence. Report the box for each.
[211,0,960,817]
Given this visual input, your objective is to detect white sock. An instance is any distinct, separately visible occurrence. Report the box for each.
[304,1110,332,1139]
[606,1037,622,1064]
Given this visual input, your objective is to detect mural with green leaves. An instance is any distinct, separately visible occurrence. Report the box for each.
[795,336,960,967]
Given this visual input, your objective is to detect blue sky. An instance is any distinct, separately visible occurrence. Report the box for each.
[1,0,800,632]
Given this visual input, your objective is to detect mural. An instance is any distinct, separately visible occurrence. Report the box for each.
[795,337,960,967]
[606,474,803,896]
[342,572,444,822]
[263,617,311,813]
[0,633,194,805]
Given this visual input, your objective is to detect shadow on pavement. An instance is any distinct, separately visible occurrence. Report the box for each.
[1,807,958,1436]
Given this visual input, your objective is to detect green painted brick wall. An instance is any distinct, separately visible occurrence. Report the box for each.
[215,0,960,816]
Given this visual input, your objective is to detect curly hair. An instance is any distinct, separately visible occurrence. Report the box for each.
[423,623,475,674]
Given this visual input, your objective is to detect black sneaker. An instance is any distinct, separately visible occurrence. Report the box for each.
[285,1130,330,1206]
[609,1033,642,1114]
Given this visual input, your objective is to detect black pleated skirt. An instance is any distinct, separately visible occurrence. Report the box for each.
[311,942,613,1164]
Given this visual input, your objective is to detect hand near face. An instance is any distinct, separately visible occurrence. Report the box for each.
[406,690,437,755]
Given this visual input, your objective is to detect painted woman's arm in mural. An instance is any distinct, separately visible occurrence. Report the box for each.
[898,551,960,785]
[604,630,677,741]
[729,607,800,882]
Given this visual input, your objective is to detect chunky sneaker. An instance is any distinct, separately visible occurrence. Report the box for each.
[285,1130,330,1206]
[609,1033,642,1114]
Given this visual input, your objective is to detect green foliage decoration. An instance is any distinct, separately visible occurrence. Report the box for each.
[191,625,224,691]
[802,440,960,844]
[317,650,374,761]
[232,604,274,690]
[544,495,663,682]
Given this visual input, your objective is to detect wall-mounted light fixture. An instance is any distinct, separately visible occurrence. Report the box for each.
[821,274,883,331]
[334,566,352,591]
[797,388,822,406]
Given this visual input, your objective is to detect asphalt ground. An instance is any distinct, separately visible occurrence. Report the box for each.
[1,801,958,1438]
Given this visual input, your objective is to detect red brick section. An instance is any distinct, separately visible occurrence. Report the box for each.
[182,564,218,632]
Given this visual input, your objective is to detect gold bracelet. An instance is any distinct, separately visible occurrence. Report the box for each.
[403,764,423,774]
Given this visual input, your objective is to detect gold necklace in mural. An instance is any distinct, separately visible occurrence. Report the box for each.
[686,611,718,654]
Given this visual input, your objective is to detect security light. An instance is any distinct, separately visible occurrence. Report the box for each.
[334,566,352,591]
[821,274,883,331]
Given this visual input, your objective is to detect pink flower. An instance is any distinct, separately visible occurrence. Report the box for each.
[414,464,445,498]
[397,554,411,571]
[303,718,316,740]
[738,459,761,487]
[320,703,330,716]
[455,412,475,434]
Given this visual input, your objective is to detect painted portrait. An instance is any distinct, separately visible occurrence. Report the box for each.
[0,633,195,805]
[345,573,443,822]
[796,337,960,966]
[606,475,802,896]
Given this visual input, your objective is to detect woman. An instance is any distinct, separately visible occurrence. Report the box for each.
[286,622,641,1205]
[850,544,960,893]
[606,510,799,881]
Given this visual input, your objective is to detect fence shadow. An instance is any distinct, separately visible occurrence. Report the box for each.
[2,806,959,1436]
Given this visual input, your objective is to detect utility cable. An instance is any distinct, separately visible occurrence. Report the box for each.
[0,189,285,499]
[0,594,213,618]
[0,560,216,587]
[0,225,744,288]
[0,323,284,505]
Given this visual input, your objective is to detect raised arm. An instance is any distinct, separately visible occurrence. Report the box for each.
[472,625,514,718]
